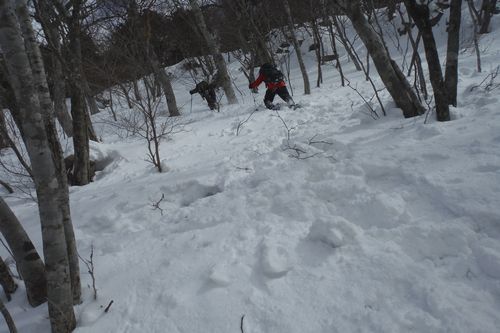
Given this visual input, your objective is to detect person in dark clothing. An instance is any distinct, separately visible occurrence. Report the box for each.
[249,63,295,110]
[190,80,217,110]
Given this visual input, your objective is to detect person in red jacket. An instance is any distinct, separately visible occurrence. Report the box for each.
[249,63,295,110]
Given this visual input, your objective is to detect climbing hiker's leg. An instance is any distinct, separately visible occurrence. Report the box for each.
[264,89,277,109]
[277,87,295,107]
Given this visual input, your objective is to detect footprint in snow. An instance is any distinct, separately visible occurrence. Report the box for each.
[307,216,358,248]
[198,263,234,294]
[260,241,293,279]
[297,216,359,266]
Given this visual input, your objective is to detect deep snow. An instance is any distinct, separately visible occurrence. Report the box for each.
[1,6,500,333]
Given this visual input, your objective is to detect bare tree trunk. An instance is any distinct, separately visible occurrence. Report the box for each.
[132,80,141,101]
[0,256,17,300]
[0,298,17,333]
[405,0,450,121]
[149,51,180,116]
[189,0,238,104]
[341,0,425,117]
[83,79,99,115]
[34,0,73,137]
[51,54,73,137]
[119,83,133,108]
[0,198,46,306]
[68,0,91,186]
[467,0,482,72]
[479,0,497,33]
[332,16,362,71]
[311,18,323,87]
[15,0,81,306]
[283,0,311,95]
[397,8,428,99]
[327,20,345,86]
[0,110,8,149]
[445,0,462,107]
[0,2,76,332]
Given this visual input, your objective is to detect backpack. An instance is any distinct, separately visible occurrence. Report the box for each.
[260,63,284,83]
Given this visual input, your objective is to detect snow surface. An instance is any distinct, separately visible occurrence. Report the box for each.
[2,6,500,333]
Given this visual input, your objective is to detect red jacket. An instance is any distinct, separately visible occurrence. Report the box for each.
[249,73,286,90]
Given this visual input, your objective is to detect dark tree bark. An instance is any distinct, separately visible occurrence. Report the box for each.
[327,19,345,86]
[0,197,46,306]
[0,256,17,300]
[0,297,17,333]
[479,0,497,33]
[445,0,463,107]
[311,18,323,87]
[0,110,8,149]
[119,83,134,109]
[404,0,450,121]
[68,0,92,186]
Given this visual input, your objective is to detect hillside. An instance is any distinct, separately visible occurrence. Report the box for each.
[1,5,500,333]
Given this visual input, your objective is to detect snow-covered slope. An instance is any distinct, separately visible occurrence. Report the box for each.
[1,7,500,333]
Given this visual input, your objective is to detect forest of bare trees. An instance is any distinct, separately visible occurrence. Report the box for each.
[0,0,498,332]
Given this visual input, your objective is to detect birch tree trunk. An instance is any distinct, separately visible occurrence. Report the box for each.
[404,0,450,121]
[341,0,425,118]
[0,1,76,331]
[16,1,82,304]
[0,197,46,306]
[283,0,311,95]
[445,0,462,107]
[189,0,238,104]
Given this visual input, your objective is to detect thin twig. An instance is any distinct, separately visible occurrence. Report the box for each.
[236,108,259,136]
[104,300,114,313]
[151,193,165,215]
[78,244,97,300]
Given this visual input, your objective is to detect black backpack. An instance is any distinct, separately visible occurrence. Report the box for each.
[259,63,284,83]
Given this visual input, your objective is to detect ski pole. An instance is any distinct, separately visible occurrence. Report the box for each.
[190,94,193,113]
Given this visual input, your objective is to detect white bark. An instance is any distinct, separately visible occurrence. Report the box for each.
[0,0,76,331]
[16,0,81,304]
